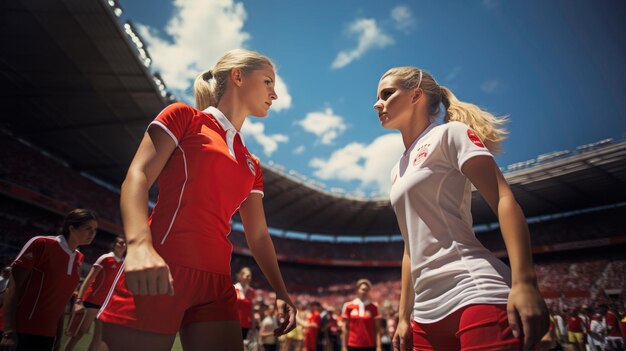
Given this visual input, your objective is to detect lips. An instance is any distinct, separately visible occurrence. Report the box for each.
[378,112,388,122]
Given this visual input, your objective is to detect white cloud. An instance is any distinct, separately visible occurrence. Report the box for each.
[292,145,305,155]
[298,108,347,145]
[241,120,288,156]
[481,80,500,93]
[331,18,394,69]
[271,74,291,112]
[483,0,499,9]
[135,0,291,110]
[446,66,462,82]
[390,5,416,32]
[309,133,404,194]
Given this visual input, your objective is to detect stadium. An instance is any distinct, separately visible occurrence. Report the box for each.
[1,0,625,350]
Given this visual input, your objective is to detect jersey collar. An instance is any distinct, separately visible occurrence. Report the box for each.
[55,235,76,256]
[204,106,246,158]
[404,122,436,155]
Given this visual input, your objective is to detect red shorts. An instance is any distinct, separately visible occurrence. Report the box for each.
[98,263,238,334]
[412,304,521,351]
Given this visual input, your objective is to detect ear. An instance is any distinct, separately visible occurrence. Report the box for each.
[411,88,422,104]
[231,68,243,87]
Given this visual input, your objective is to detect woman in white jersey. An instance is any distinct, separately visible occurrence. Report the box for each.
[374,67,548,351]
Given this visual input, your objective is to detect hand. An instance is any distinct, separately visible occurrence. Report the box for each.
[73,300,85,314]
[273,296,297,336]
[507,282,549,351]
[124,242,174,296]
[0,332,17,351]
[392,319,412,351]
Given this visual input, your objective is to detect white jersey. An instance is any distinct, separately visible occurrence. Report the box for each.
[389,121,511,323]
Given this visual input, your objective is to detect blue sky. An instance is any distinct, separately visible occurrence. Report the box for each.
[119,0,626,199]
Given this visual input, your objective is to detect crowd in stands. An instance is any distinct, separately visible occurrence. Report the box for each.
[2,129,626,350]
[0,132,122,224]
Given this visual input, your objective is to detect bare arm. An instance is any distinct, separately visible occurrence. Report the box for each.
[0,266,31,350]
[239,194,296,335]
[392,244,414,351]
[121,127,176,296]
[462,155,548,350]
[74,265,102,306]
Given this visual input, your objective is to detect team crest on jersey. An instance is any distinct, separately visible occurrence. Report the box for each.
[246,156,256,176]
[467,129,485,148]
[413,143,430,166]
[350,309,359,316]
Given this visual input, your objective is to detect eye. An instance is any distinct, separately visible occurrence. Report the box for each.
[264,79,273,86]
[380,89,394,100]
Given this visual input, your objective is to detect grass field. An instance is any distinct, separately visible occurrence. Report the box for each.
[59,317,184,351]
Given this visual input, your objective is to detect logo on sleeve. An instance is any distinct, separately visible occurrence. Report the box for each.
[246,155,256,176]
[23,251,34,260]
[391,173,398,186]
[467,129,485,148]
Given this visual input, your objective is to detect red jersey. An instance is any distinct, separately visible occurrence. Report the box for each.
[234,282,255,328]
[148,103,264,274]
[606,311,624,337]
[342,298,379,348]
[304,310,321,351]
[567,315,584,333]
[3,236,83,337]
[83,252,123,306]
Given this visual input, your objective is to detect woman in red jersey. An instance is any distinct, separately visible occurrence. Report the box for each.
[234,267,256,343]
[99,49,296,351]
[373,67,548,351]
[0,208,98,351]
[63,236,126,351]
[341,279,381,351]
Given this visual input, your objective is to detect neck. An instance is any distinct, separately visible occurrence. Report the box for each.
[239,282,248,289]
[67,236,79,250]
[399,113,431,150]
[216,92,247,131]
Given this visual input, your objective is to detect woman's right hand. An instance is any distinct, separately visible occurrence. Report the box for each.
[0,332,17,351]
[124,242,174,296]
[392,319,412,351]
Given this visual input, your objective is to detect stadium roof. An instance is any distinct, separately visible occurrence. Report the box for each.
[2,0,625,236]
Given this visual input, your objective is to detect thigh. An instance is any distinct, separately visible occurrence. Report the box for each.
[101,322,176,351]
[180,320,243,351]
[457,304,520,351]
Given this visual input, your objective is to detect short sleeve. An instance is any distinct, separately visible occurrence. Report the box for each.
[445,121,493,172]
[341,303,350,319]
[92,254,108,267]
[148,102,196,146]
[13,237,46,270]
[250,156,264,197]
[372,305,380,319]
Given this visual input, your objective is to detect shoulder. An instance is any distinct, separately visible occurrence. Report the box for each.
[440,121,470,134]
[164,102,198,114]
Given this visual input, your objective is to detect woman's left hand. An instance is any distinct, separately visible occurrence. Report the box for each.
[507,282,549,350]
[274,296,297,336]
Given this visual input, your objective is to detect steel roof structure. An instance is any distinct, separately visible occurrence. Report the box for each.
[2,0,625,236]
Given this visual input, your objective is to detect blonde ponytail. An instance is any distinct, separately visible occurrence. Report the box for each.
[194,70,217,110]
[440,86,507,153]
[193,49,274,110]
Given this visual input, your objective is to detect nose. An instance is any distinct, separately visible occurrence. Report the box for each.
[374,100,383,111]
[270,88,277,100]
